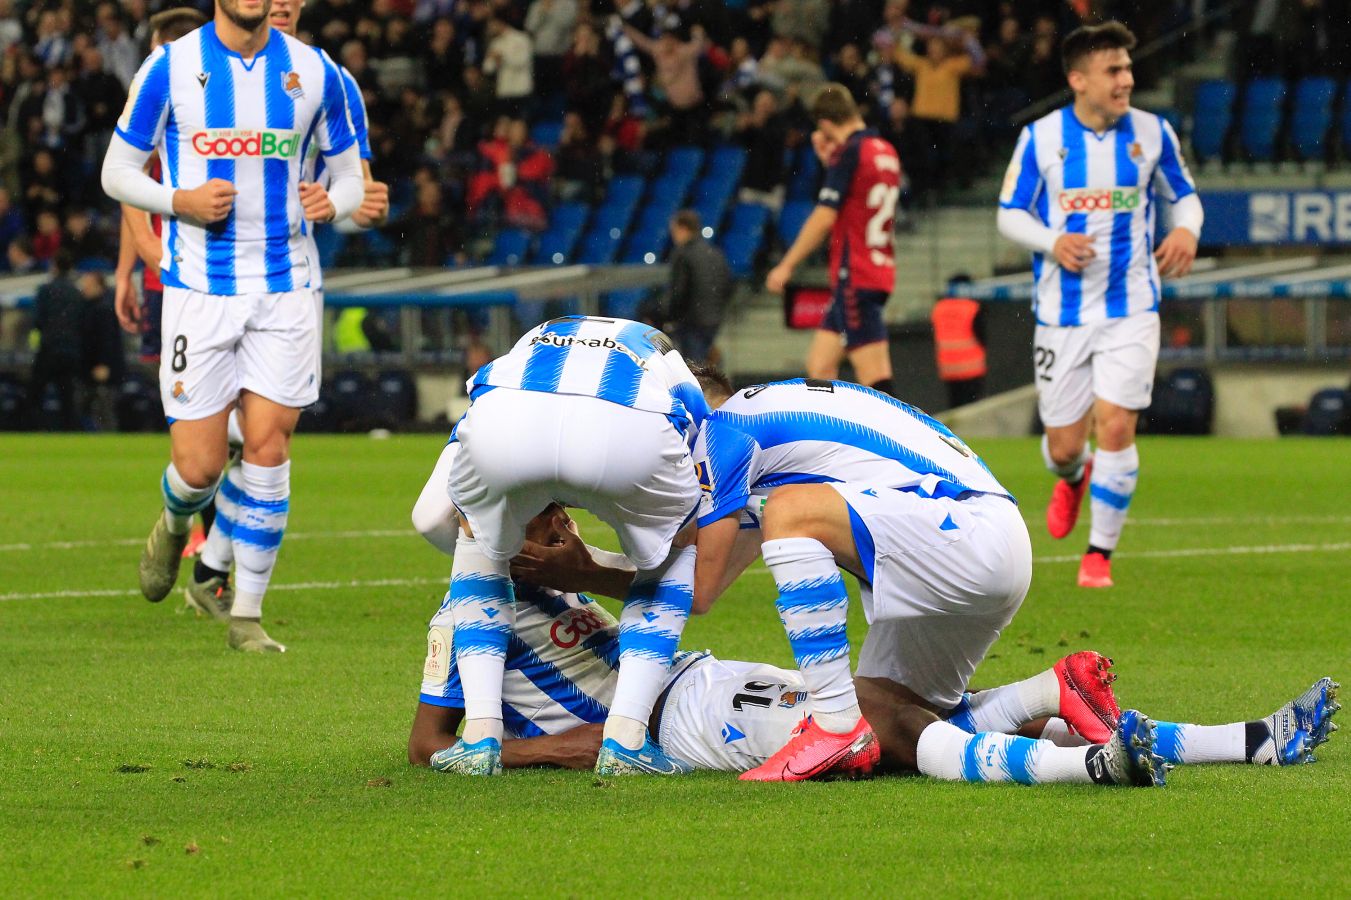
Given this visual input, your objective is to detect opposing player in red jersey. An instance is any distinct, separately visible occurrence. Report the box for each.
[766,84,902,395]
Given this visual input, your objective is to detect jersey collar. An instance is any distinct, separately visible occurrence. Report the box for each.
[1065,104,1129,141]
[203,21,276,68]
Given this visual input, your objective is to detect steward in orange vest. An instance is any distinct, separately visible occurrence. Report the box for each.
[930,275,986,409]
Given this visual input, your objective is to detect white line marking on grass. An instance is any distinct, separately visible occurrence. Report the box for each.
[0,576,446,603]
[1125,515,1351,527]
[1033,541,1351,565]
[0,529,415,553]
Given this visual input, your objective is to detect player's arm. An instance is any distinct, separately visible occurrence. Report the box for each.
[766,205,837,294]
[995,125,1095,273]
[509,517,638,599]
[692,515,763,613]
[1152,117,1203,277]
[113,214,141,332]
[408,703,602,769]
[301,55,367,223]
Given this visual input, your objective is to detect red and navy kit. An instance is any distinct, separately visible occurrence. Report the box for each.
[817,129,901,348]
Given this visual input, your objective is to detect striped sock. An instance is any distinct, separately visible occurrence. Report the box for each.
[917,720,1096,784]
[1153,721,1247,765]
[946,670,1060,735]
[229,461,289,620]
[765,537,858,733]
[1088,445,1139,551]
[608,545,694,747]
[161,462,216,535]
[199,467,239,572]
[448,533,514,743]
[1040,717,1092,747]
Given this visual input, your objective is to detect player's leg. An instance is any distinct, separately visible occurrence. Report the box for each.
[1035,322,1096,544]
[805,329,846,380]
[840,290,894,395]
[1151,677,1340,766]
[185,407,245,619]
[140,286,242,602]
[947,650,1122,744]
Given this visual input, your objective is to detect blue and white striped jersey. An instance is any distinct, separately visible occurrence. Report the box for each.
[116,23,357,296]
[304,58,369,290]
[693,380,1012,528]
[469,316,712,437]
[999,105,1197,327]
[420,584,619,738]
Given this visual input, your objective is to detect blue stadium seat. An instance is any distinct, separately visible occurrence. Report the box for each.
[664,146,705,184]
[487,228,532,266]
[594,175,645,233]
[621,226,669,264]
[529,120,564,148]
[1191,79,1237,163]
[1240,77,1287,162]
[720,202,770,277]
[1302,387,1349,435]
[707,145,748,186]
[690,177,731,234]
[531,201,590,264]
[778,199,814,247]
[785,144,821,201]
[603,288,649,319]
[375,369,418,426]
[313,224,347,269]
[576,226,622,264]
[1291,77,1337,161]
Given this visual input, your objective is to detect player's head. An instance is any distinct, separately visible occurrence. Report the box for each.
[149,6,207,47]
[669,209,700,246]
[269,0,303,35]
[217,0,273,33]
[525,503,577,545]
[810,83,864,145]
[687,362,733,409]
[1062,21,1135,122]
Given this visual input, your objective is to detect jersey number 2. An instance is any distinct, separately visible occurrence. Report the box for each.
[865,184,900,249]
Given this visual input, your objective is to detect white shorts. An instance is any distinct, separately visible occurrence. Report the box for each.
[160,285,321,420]
[656,654,810,772]
[1034,313,1160,428]
[838,486,1033,708]
[449,388,700,569]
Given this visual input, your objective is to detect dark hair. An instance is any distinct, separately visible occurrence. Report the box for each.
[52,248,74,274]
[686,362,732,403]
[1061,21,1136,75]
[671,209,701,233]
[811,83,860,125]
[150,7,207,44]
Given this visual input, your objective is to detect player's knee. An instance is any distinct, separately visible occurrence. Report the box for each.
[1094,416,1136,452]
[171,449,227,489]
[242,430,293,467]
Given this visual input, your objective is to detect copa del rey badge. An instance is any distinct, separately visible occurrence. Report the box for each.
[282,71,304,100]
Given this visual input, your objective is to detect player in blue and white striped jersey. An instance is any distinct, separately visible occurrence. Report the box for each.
[101,0,366,653]
[426,316,724,777]
[996,21,1204,589]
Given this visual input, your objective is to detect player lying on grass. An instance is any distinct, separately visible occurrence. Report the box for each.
[407,496,1341,777]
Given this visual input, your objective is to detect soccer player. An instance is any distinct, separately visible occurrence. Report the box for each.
[422,316,719,776]
[408,499,1342,777]
[183,0,390,619]
[101,0,365,652]
[996,22,1203,588]
[765,84,901,396]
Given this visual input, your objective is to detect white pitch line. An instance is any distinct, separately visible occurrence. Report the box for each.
[0,529,415,553]
[0,576,447,603]
[1032,541,1351,565]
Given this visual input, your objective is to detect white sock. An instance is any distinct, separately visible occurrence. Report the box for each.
[764,537,858,733]
[1042,435,1091,481]
[1153,721,1246,765]
[916,720,1096,784]
[1088,445,1139,551]
[161,462,216,534]
[1040,717,1092,747]
[447,533,514,734]
[200,466,240,572]
[230,460,290,618]
[950,669,1060,734]
[608,545,694,748]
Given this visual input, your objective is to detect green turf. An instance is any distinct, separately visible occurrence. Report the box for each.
[1,434,1347,895]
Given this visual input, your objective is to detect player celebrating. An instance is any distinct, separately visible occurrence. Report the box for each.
[102,0,365,651]
[996,22,1202,588]
[423,316,716,776]
[184,0,390,620]
[765,85,901,396]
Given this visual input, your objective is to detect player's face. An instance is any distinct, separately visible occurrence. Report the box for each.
[269,0,302,35]
[525,504,576,545]
[1071,48,1133,121]
[218,0,272,32]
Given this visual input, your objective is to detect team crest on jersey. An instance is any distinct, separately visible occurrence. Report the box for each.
[282,71,304,99]
[778,690,808,709]
[1129,141,1144,161]
[171,381,189,403]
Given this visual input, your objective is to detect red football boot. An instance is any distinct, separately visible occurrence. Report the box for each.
[740,715,880,782]
[1047,459,1092,539]
[1077,550,1113,588]
[1053,651,1122,743]
[181,524,206,559]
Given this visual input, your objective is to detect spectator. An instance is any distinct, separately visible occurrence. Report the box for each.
[423,17,466,95]
[600,92,646,172]
[624,22,708,146]
[29,249,85,430]
[562,22,614,133]
[483,15,534,119]
[832,43,873,110]
[757,37,826,101]
[893,20,980,195]
[525,0,577,94]
[665,209,732,365]
[95,2,139,88]
[79,270,125,430]
[41,65,85,153]
[433,93,480,163]
[64,209,103,264]
[0,0,23,55]
[930,273,987,410]
[554,111,604,202]
[7,236,38,274]
[398,179,460,267]
[772,0,830,51]
[74,46,126,160]
[32,209,62,265]
[0,188,25,265]
[736,89,788,206]
[33,10,72,69]
[467,118,555,231]
[878,95,919,204]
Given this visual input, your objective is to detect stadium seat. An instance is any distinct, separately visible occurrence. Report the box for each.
[375,368,418,427]
[1239,77,1287,162]
[576,226,622,264]
[663,146,705,184]
[531,201,590,264]
[621,225,669,264]
[487,228,532,266]
[1191,79,1237,163]
[529,120,564,148]
[593,175,645,233]
[602,288,650,320]
[778,199,814,247]
[691,174,734,230]
[115,373,161,432]
[1291,77,1337,161]
[707,145,748,187]
[330,370,376,433]
[721,202,771,277]
[0,375,25,430]
[301,388,337,433]
[1141,367,1214,435]
[1301,387,1349,435]
[313,224,348,269]
[785,145,821,201]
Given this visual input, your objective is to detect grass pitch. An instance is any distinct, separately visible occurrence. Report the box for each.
[1,434,1348,896]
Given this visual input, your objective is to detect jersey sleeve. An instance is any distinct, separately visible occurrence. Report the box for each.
[315,50,357,157]
[998,124,1043,212]
[818,137,861,210]
[115,44,171,152]
[695,419,760,528]
[340,65,372,161]
[1152,115,1197,203]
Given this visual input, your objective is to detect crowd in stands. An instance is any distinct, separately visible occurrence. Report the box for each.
[2,0,1291,280]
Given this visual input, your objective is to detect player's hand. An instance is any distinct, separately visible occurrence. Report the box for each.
[1155,227,1198,278]
[114,271,141,333]
[299,181,336,223]
[510,516,598,592]
[173,178,237,223]
[351,179,390,229]
[1052,233,1096,273]
[765,263,793,295]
